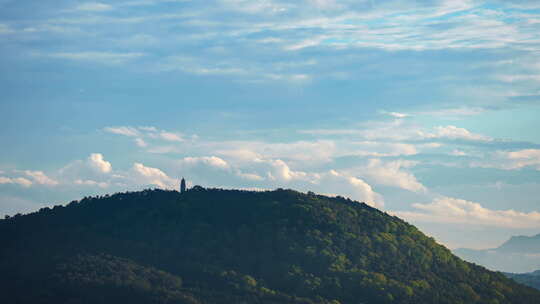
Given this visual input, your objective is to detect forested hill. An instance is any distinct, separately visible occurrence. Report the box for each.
[505,270,540,291]
[1,188,539,304]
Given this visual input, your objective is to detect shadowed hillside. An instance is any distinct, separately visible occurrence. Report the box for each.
[1,187,539,303]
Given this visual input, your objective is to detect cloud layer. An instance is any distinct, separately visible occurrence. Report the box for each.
[394,196,540,229]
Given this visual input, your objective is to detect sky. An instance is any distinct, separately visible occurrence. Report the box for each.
[1,0,540,250]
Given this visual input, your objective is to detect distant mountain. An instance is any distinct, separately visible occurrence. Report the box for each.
[505,270,540,291]
[1,188,539,303]
[498,234,540,253]
[454,234,540,273]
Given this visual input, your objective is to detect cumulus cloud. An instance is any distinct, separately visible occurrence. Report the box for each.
[316,170,384,208]
[266,159,309,181]
[88,153,112,173]
[393,196,540,229]
[24,170,59,186]
[362,159,427,193]
[180,156,229,169]
[0,176,33,187]
[173,152,383,208]
[132,163,177,188]
[59,153,113,184]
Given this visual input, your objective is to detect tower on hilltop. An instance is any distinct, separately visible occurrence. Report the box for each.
[180,178,186,193]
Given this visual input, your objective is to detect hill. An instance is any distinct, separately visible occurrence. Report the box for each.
[454,234,540,273]
[504,270,540,291]
[1,187,539,303]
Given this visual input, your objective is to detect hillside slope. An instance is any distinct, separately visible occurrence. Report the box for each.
[1,188,539,303]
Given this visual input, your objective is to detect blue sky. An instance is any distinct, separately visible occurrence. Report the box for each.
[1,0,540,250]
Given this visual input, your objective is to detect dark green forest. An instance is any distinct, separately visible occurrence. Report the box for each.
[1,187,538,303]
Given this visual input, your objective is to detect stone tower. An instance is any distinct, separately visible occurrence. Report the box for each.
[180,178,186,193]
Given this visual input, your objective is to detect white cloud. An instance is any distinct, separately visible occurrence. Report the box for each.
[450,149,467,156]
[388,112,409,118]
[236,171,264,181]
[180,156,230,169]
[266,159,308,181]
[88,153,112,173]
[49,52,144,65]
[315,170,384,208]
[24,170,59,186]
[393,196,540,229]
[105,126,187,147]
[74,179,109,188]
[381,111,409,118]
[351,141,418,157]
[362,159,427,193]
[135,138,148,147]
[0,176,33,187]
[216,140,336,165]
[104,126,140,137]
[159,131,183,142]
[308,0,341,10]
[428,125,492,142]
[132,163,177,188]
[301,122,493,143]
[59,153,114,185]
[285,36,326,51]
[173,152,383,208]
[74,2,113,12]
[472,149,540,170]
[507,149,540,161]
[220,0,288,14]
[416,107,485,118]
[217,149,262,162]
